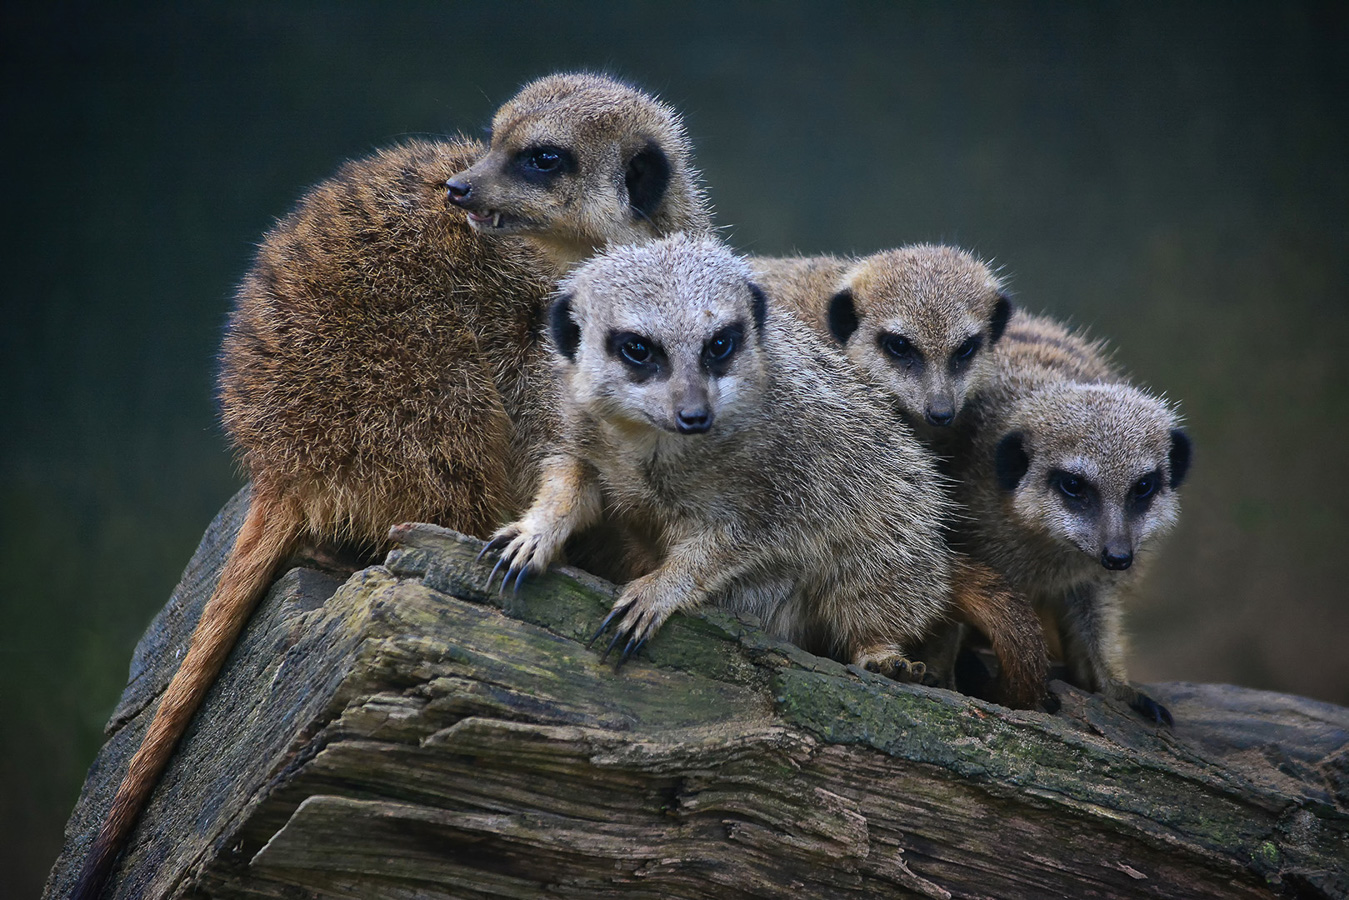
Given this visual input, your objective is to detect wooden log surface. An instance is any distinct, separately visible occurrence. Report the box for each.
[45,489,1349,899]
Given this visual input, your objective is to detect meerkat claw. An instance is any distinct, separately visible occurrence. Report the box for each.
[1132,693,1174,727]
[588,608,622,649]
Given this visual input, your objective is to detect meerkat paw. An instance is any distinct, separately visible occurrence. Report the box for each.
[478,520,560,595]
[587,574,684,668]
[1103,680,1174,727]
[854,647,927,683]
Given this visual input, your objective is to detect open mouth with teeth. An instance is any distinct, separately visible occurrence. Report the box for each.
[464,209,531,232]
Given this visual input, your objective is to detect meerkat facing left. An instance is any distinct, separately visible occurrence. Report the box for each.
[74,72,712,900]
[488,234,954,674]
[951,316,1192,724]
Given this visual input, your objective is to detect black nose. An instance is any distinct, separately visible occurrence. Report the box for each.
[675,408,712,434]
[445,179,472,204]
[1101,550,1134,570]
[925,407,954,427]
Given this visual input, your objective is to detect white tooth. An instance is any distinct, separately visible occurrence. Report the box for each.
[492,212,501,227]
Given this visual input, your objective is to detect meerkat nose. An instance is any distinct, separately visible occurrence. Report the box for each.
[925,407,955,427]
[675,408,713,434]
[445,179,473,204]
[1100,548,1134,570]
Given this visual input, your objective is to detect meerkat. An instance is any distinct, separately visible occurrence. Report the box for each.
[754,247,1048,704]
[754,244,1012,448]
[74,72,711,900]
[485,234,964,683]
[950,314,1191,724]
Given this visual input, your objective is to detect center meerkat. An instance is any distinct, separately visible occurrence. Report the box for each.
[488,234,959,675]
[76,72,712,900]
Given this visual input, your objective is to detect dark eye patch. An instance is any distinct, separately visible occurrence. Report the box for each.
[879,332,922,370]
[607,330,665,380]
[512,144,577,184]
[1129,469,1162,512]
[702,322,745,375]
[950,334,983,372]
[1048,468,1095,510]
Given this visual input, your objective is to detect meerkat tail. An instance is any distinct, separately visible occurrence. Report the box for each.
[948,555,1049,709]
[73,491,302,900]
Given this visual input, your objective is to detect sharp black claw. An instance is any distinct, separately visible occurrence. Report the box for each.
[599,630,626,663]
[477,534,511,562]
[1133,694,1174,727]
[588,608,621,649]
[485,555,507,591]
[512,564,529,594]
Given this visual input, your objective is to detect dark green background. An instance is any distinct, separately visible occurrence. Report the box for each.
[3,2,1346,894]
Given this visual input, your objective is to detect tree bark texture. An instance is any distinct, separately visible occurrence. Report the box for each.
[45,489,1349,899]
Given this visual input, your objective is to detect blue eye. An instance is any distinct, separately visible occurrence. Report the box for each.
[1134,475,1157,499]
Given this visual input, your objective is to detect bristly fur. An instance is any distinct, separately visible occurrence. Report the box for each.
[490,235,954,675]
[73,72,712,900]
[952,309,1190,724]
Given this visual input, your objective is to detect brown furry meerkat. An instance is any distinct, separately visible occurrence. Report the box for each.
[487,234,959,679]
[754,244,1012,445]
[753,246,1047,704]
[952,312,1192,724]
[74,72,711,900]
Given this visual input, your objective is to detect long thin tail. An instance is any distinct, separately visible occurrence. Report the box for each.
[72,493,300,899]
[948,555,1049,710]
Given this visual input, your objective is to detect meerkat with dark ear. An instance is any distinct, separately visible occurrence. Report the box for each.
[487,234,954,676]
[952,319,1192,725]
[74,72,711,900]
[754,248,1048,705]
[755,245,1013,448]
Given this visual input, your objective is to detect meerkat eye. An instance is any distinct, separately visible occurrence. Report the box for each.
[880,333,919,367]
[514,145,575,182]
[620,338,653,365]
[701,323,744,373]
[949,334,982,369]
[1131,471,1161,508]
[1049,470,1088,503]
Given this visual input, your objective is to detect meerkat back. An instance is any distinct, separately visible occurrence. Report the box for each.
[73,72,713,900]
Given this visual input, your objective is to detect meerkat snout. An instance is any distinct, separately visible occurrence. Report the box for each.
[1101,545,1134,570]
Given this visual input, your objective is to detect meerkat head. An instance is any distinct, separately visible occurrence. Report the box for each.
[547,233,768,439]
[825,245,1011,430]
[993,382,1192,571]
[445,73,711,274]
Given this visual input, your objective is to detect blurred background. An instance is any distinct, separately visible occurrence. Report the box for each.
[3,1,1345,893]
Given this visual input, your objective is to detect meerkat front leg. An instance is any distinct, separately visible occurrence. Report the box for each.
[592,527,760,663]
[1061,586,1173,725]
[482,452,602,592]
[853,644,928,683]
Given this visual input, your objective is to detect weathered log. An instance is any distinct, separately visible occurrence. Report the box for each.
[45,489,1349,899]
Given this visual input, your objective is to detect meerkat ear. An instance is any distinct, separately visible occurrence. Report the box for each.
[827,289,860,345]
[549,293,581,361]
[748,282,768,336]
[624,141,671,221]
[995,432,1030,491]
[990,294,1013,344]
[1168,428,1192,489]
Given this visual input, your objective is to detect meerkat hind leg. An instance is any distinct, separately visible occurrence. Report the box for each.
[853,644,928,683]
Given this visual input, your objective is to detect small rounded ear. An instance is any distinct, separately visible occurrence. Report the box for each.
[990,294,1013,344]
[548,293,581,361]
[1168,428,1192,489]
[624,141,671,221]
[827,289,860,345]
[995,432,1030,492]
[748,282,768,336]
